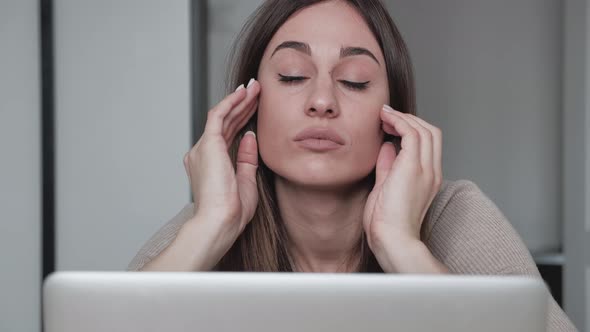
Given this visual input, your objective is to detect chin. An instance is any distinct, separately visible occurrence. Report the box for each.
[269,161,374,192]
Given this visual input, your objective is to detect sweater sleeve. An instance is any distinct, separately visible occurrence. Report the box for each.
[127,203,195,271]
[423,179,578,332]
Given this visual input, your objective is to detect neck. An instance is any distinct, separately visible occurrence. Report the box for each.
[274,176,371,273]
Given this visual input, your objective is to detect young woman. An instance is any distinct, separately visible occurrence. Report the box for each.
[128,1,576,330]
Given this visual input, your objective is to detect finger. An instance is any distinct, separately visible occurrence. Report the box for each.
[226,100,258,145]
[375,142,396,188]
[380,106,420,163]
[405,114,443,186]
[204,85,248,136]
[397,112,433,172]
[381,121,400,137]
[222,79,261,138]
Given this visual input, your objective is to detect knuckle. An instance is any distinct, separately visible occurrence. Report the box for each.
[424,171,435,184]
[421,128,433,140]
[206,109,218,121]
[188,148,200,163]
[432,126,442,139]
[407,128,420,141]
[411,168,422,179]
[218,99,232,112]
[434,175,443,189]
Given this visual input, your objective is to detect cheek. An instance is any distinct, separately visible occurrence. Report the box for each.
[349,109,384,163]
[256,76,288,128]
[255,74,304,142]
[256,92,289,163]
[256,85,290,130]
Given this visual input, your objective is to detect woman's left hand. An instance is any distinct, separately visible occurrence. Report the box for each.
[362,105,444,273]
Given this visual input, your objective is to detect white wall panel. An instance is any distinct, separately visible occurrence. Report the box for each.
[55,0,191,270]
[0,0,41,330]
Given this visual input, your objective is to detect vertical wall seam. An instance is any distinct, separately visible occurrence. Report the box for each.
[39,0,55,330]
[191,0,208,145]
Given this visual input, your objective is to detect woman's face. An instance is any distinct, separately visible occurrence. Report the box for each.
[257,0,389,189]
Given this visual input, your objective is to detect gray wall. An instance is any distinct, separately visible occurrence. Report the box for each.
[54,0,191,270]
[386,0,562,253]
[0,0,41,331]
[563,0,590,329]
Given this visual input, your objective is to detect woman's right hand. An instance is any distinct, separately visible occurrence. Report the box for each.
[183,79,261,248]
[140,79,260,272]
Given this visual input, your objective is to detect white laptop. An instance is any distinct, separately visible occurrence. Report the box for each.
[43,272,548,332]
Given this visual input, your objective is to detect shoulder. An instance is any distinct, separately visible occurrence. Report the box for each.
[421,179,536,275]
[421,179,494,239]
[127,202,195,271]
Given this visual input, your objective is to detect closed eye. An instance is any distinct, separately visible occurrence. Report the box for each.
[278,75,370,91]
[339,80,370,91]
[278,74,308,83]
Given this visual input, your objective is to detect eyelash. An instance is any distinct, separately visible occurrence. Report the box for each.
[278,74,370,91]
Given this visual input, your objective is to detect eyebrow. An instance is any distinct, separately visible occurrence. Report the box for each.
[340,46,380,65]
[271,40,380,66]
[272,41,311,57]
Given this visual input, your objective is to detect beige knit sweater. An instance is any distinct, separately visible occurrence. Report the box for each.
[128,179,578,331]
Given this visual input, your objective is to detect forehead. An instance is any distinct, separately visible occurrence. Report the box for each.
[264,1,383,60]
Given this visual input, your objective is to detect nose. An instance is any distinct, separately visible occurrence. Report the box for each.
[304,78,339,118]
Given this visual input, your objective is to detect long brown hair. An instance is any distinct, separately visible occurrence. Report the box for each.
[214,0,416,272]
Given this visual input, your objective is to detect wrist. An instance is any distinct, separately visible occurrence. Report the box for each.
[372,232,448,274]
[178,215,237,270]
[373,235,422,273]
[369,225,419,258]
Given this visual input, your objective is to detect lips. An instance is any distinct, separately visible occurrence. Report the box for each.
[293,127,345,151]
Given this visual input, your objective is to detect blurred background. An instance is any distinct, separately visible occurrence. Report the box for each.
[1,0,588,330]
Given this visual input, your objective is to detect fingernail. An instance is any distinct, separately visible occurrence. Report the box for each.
[245,131,256,138]
[247,78,256,88]
[383,104,396,113]
[384,141,393,145]
[235,84,245,92]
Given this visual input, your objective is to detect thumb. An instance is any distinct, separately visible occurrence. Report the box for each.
[375,142,396,188]
[236,131,258,173]
[236,131,259,217]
